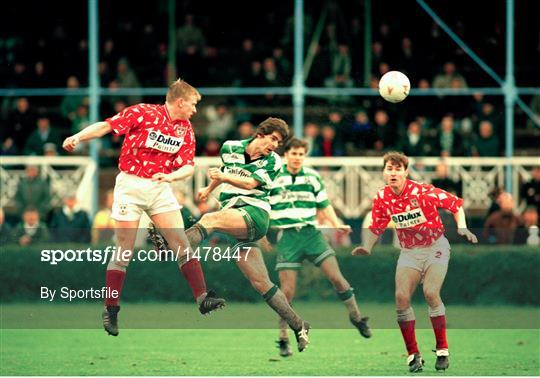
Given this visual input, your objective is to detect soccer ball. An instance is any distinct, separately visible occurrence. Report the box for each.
[378,71,411,103]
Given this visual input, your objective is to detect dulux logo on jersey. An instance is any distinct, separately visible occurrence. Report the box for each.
[145,130,183,153]
[391,208,427,229]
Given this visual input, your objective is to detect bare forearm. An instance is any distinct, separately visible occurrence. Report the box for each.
[363,229,380,252]
[168,165,194,181]
[453,206,479,243]
[75,121,112,141]
[452,207,468,229]
[205,178,221,194]
[318,206,342,228]
[222,175,259,190]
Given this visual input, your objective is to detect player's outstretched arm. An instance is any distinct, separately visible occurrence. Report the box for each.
[152,164,194,183]
[317,205,352,234]
[63,121,112,152]
[351,229,379,256]
[208,168,260,190]
[197,178,221,202]
[453,206,478,244]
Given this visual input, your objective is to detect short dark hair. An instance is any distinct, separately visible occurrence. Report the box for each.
[284,138,308,153]
[256,117,290,142]
[382,151,409,169]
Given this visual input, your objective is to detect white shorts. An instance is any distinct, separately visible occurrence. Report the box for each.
[111,172,181,221]
[397,236,451,274]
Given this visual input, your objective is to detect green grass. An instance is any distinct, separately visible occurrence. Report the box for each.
[1,302,539,375]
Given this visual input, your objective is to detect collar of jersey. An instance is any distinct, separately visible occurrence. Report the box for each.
[282,164,304,176]
[242,137,266,163]
[388,179,411,197]
[162,104,188,127]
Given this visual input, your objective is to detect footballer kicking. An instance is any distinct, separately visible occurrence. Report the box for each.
[150,118,311,352]
[264,138,371,357]
[351,152,477,372]
[63,79,225,336]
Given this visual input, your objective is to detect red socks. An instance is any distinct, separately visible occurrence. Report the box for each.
[104,259,207,306]
[180,259,207,300]
[105,270,126,306]
[398,320,419,355]
[430,315,448,349]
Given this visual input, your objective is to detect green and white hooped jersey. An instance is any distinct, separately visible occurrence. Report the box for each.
[218,139,282,213]
[269,165,330,228]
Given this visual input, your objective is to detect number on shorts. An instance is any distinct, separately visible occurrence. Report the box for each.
[434,251,442,259]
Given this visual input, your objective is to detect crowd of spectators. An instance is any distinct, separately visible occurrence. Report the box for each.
[1,161,537,247]
[481,173,540,246]
[0,1,538,246]
[1,1,539,159]
[0,164,223,247]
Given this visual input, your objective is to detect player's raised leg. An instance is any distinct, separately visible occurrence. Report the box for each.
[319,256,371,338]
[395,266,424,372]
[150,210,225,314]
[276,269,297,356]
[102,220,138,336]
[185,208,249,247]
[423,262,450,371]
[236,244,310,352]
[186,206,310,351]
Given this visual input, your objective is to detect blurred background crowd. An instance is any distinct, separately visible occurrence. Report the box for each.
[1,0,539,160]
[0,0,538,246]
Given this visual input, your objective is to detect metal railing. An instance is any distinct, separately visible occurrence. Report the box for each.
[0,156,97,214]
[1,156,537,218]
[179,156,539,218]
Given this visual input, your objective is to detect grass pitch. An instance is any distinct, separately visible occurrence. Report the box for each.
[1,302,539,375]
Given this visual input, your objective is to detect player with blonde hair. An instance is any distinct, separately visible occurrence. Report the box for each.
[63,78,225,336]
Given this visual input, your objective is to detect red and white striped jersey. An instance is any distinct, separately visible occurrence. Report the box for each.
[106,104,195,178]
[369,179,463,248]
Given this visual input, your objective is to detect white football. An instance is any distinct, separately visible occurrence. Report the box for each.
[378,71,411,103]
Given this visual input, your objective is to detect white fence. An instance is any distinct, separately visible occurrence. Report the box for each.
[1,156,537,218]
[186,156,539,218]
[0,156,97,214]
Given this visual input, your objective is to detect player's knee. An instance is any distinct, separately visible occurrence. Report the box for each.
[199,213,215,228]
[423,287,441,303]
[115,232,135,248]
[395,290,411,307]
[164,233,188,250]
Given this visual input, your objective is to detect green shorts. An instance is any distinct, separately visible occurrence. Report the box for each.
[235,205,270,242]
[274,226,335,270]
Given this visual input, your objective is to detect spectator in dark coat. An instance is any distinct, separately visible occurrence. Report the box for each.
[50,195,91,243]
[396,121,428,157]
[433,115,463,157]
[431,162,461,196]
[483,193,521,244]
[471,121,500,157]
[372,109,396,151]
[6,97,37,151]
[13,208,49,246]
[24,116,62,156]
[313,125,344,157]
[520,166,540,213]
[14,165,51,219]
